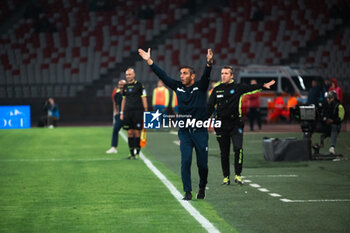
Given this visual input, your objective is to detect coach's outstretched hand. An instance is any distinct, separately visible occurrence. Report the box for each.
[263,80,276,89]
[138,48,153,66]
[207,49,213,66]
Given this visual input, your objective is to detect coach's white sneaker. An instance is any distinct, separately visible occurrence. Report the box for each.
[106,147,118,154]
[329,146,335,155]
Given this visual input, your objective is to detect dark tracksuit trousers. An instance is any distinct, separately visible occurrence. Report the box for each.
[215,119,244,177]
[111,114,123,147]
[178,128,208,192]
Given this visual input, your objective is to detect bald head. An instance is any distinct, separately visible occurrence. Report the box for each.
[125,68,135,83]
[118,79,126,89]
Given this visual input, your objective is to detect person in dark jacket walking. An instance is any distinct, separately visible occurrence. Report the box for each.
[138,47,213,200]
[208,66,275,185]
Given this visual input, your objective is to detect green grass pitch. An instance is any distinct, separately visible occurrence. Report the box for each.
[0,126,349,233]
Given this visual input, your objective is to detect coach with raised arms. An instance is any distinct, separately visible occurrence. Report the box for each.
[138,48,213,201]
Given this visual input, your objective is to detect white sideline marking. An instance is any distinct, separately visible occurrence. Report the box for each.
[281,198,350,203]
[258,188,269,192]
[243,175,298,178]
[245,178,350,203]
[269,193,282,197]
[0,158,121,162]
[169,131,178,135]
[120,132,220,233]
[173,140,180,146]
[249,183,261,188]
[280,198,293,203]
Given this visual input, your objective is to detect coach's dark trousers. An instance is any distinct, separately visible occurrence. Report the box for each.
[215,119,244,177]
[178,128,208,192]
[111,114,123,147]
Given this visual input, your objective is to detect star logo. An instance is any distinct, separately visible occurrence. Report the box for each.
[150,109,162,122]
[143,110,162,129]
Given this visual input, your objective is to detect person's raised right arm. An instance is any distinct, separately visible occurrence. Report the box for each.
[138,48,178,90]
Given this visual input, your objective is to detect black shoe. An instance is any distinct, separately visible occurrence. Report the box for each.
[196,188,205,199]
[182,191,192,201]
[127,154,135,160]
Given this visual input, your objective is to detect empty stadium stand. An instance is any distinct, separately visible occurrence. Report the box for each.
[102,0,350,96]
[1,0,189,98]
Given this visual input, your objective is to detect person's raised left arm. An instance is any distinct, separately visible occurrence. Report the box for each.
[199,49,213,90]
[206,48,213,67]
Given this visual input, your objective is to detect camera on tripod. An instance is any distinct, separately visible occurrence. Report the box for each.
[293,104,318,138]
[292,103,342,160]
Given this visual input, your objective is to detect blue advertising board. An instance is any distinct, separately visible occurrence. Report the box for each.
[0,106,31,129]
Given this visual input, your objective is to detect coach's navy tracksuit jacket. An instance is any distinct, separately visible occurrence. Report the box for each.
[150,62,212,192]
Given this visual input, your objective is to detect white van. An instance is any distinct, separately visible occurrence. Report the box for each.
[236,65,324,112]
